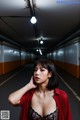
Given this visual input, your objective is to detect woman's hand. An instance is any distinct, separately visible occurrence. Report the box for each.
[29,76,37,89]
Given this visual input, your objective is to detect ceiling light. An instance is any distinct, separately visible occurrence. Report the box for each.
[39,49,42,55]
[36,49,39,52]
[30,16,37,24]
[40,40,43,44]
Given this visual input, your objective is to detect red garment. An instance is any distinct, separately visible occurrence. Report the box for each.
[19,88,72,120]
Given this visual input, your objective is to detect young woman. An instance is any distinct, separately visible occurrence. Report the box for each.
[8,59,72,120]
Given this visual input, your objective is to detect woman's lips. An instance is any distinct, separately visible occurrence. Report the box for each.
[34,77,40,80]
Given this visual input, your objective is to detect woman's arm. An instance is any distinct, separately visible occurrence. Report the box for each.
[8,77,36,105]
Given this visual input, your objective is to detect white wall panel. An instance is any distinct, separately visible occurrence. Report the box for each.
[21,51,30,60]
[64,43,78,65]
[57,48,64,62]
[53,51,57,60]
[3,45,21,62]
[53,48,64,62]
[48,41,79,66]
[0,44,33,63]
[0,45,4,62]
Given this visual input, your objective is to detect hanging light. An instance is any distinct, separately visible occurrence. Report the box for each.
[30,16,37,24]
[39,37,44,44]
[36,49,39,52]
[40,40,43,44]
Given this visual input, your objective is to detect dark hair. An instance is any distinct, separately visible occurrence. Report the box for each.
[33,59,59,90]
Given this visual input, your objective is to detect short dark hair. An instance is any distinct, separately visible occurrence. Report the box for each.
[33,59,59,90]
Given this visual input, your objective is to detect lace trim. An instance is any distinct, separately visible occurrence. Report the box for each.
[28,106,58,120]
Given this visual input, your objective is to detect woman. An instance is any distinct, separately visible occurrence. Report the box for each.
[8,59,72,120]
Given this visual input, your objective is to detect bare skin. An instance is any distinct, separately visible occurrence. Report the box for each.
[8,64,57,116]
[8,77,37,105]
[31,89,56,117]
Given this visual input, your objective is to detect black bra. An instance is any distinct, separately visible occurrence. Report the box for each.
[28,106,58,120]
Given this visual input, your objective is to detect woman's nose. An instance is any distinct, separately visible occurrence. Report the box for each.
[36,69,40,74]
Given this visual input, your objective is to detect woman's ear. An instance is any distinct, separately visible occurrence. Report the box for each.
[48,72,52,78]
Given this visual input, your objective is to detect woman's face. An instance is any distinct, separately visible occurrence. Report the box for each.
[33,64,51,84]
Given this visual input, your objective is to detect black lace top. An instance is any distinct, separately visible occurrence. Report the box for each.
[28,106,58,120]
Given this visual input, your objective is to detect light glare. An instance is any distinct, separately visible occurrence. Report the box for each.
[30,16,37,24]
[40,40,43,44]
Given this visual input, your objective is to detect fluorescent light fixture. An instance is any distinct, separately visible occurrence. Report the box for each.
[30,16,37,24]
[39,49,42,55]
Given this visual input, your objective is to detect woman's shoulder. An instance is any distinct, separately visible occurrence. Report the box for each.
[20,89,35,103]
[25,88,36,96]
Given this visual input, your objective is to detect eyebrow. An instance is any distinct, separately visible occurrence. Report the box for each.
[35,66,47,69]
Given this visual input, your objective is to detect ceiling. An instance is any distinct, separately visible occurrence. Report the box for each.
[0,0,80,55]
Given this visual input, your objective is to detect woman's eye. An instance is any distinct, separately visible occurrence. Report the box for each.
[34,69,37,71]
[34,67,46,72]
[40,69,45,71]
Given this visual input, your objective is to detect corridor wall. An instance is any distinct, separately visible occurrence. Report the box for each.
[47,37,80,78]
[0,42,34,75]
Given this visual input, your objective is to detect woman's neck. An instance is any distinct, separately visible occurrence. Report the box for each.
[36,78,51,95]
[39,86,47,93]
[37,83,49,95]
[36,85,54,98]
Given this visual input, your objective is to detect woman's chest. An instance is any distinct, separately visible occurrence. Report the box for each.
[31,93,57,116]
